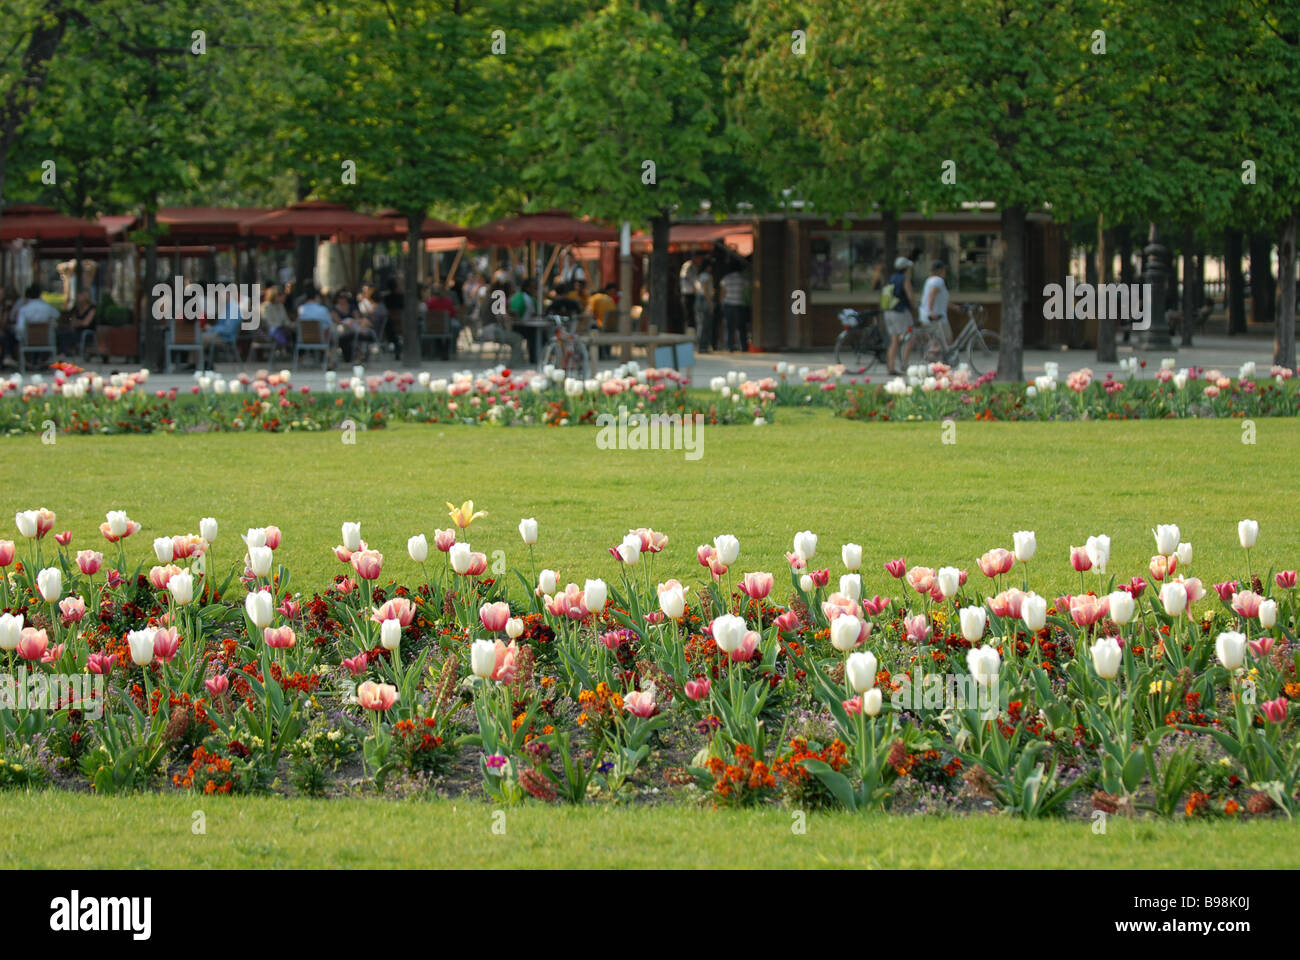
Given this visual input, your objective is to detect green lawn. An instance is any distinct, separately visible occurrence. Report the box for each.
[0,791,1293,868]
[2,411,1294,599]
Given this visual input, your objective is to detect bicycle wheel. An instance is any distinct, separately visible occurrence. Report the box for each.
[540,340,561,372]
[966,330,1001,376]
[834,330,866,370]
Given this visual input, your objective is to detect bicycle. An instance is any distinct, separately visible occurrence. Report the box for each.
[906,303,1000,376]
[539,313,591,380]
[832,308,888,372]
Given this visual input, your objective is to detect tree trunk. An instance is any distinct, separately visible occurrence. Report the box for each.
[1181,226,1196,346]
[1276,211,1297,370]
[403,217,422,366]
[1249,231,1274,327]
[143,206,160,368]
[649,210,670,333]
[997,206,1026,381]
[1226,229,1246,334]
[1096,213,1116,362]
[883,210,898,280]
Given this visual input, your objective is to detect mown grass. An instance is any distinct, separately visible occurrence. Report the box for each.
[0,411,1294,599]
[0,791,1293,868]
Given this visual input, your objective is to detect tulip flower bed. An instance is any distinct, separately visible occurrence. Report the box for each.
[0,365,769,436]
[3,499,1299,828]
[729,360,1300,422]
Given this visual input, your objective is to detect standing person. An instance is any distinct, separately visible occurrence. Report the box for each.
[720,259,750,352]
[380,279,404,360]
[694,258,715,352]
[905,260,954,366]
[679,253,700,330]
[559,251,586,287]
[882,257,914,375]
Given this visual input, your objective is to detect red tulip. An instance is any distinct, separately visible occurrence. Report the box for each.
[1070,546,1092,572]
[205,674,229,697]
[884,558,906,579]
[1261,697,1289,724]
[1276,571,1297,590]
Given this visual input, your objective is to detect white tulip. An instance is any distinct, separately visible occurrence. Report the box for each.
[793,530,818,559]
[152,537,174,563]
[14,511,37,539]
[617,534,642,566]
[841,543,863,571]
[247,546,273,577]
[407,534,429,563]
[839,574,862,602]
[449,542,472,574]
[1160,581,1188,617]
[937,566,961,599]
[584,578,608,612]
[0,613,22,651]
[505,618,525,639]
[200,516,219,542]
[1153,524,1180,557]
[830,614,863,651]
[341,522,362,553]
[862,688,883,716]
[1090,636,1122,680]
[168,572,194,605]
[518,518,539,546]
[1215,631,1247,670]
[1012,530,1036,563]
[1085,535,1111,574]
[242,527,267,549]
[380,618,402,651]
[537,569,558,596]
[1176,542,1193,566]
[106,510,129,537]
[713,534,740,566]
[470,639,496,678]
[966,645,1001,688]
[1021,593,1047,631]
[1107,590,1135,625]
[1238,519,1259,550]
[711,614,747,653]
[658,584,686,620]
[799,574,814,592]
[245,590,273,629]
[959,606,987,642]
[128,628,156,666]
[845,650,878,693]
[1259,599,1278,629]
[36,567,62,602]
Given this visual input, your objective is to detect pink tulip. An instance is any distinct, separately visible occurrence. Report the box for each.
[264,626,297,649]
[785,551,807,572]
[76,550,103,575]
[904,614,931,643]
[906,566,935,594]
[928,583,944,603]
[884,557,906,579]
[371,597,415,626]
[34,509,54,538]
[466,552,488,577]
[1149,554,1176,581]
[1276,571,1297,590]
[684,678,711,700]
[1261,697,1289,724]
[335,577,356,596]
[729,630,761,663]
[491,640,518,684]
[822,592,861,622]
[357,680,399,711]
[1249,637,1274,659]
[59,596,86,624]
[149,564,181,590]
[644,611,666,625]
[1231,590,1263,619]
[775,610,801,633]
[862,595,890,616]
[708,555,728,579]
[0,541,14,566]
[810,569,830,588]
[978,548,1015,578]
[342,653,369,676]
[697,544,716,567]
[264,525,282,549]
[1125,577,1147,598]
[988,588,1027,619]
[106,569,124,589]
[1070,546,1092,572]
[54,531,72,546]
[1069,593,1109,627]
[152,627,181,662]
[42,643,64,665]
[1180,577,1205,605]
[86,652,116,675]
[842,696,862,716]
[598,630,627,650]
[333,544,354,562]
[738,572,774,600]
[624,689,657,718]
[479,601,511,633]
[1213,581,1239,603]
[351,549,384,581]
[205,674,229,697]
[279,598,301,620]
[433,528,456,552]
[17,628,48,661]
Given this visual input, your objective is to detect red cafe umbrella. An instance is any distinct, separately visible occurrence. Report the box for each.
[465,210,616,246]
[0,204,108,241]
[373,209,467,239]
[241,201,394,241]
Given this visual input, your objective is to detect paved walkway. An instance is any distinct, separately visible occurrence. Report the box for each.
[11,334,1285,391]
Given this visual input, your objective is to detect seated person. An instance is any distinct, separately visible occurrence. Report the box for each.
[15,285,60,354]
[57,290,97,358]
[201,293,243,356]
[333,291,376,364]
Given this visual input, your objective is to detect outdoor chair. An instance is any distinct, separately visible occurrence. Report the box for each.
[420,308,453,361]
[207,336,240,369]
[294,318,331,370]
[165,318,203,374]
[19,319,56,375]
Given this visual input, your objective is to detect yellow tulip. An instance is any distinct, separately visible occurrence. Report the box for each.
[446,500,487,530]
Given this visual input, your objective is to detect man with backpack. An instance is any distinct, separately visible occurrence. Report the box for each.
[905,260,955,366]
[881,257,914,375]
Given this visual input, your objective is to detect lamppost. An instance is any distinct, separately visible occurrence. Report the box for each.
[1140,223,1175,351]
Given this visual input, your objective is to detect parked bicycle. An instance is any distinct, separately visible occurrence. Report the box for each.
[539,314,591,380]
[899,303,1000,376]
[832,308,888,372]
